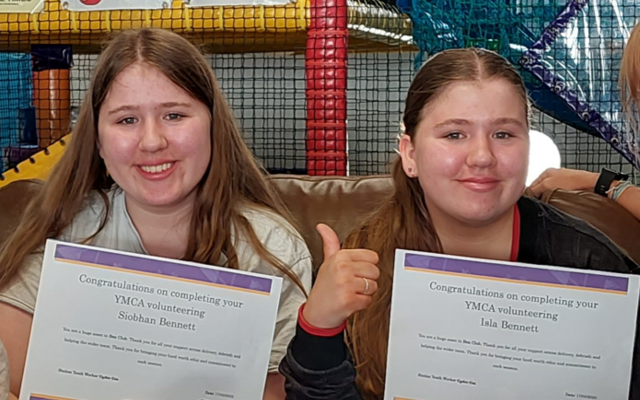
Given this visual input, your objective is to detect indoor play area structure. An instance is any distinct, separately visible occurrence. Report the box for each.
[0,0,637,186]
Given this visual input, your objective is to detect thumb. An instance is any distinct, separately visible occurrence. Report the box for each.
[316,223,341,260]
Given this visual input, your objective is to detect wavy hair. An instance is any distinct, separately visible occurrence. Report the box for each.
[345,47,530,399]
[0,28,305,293]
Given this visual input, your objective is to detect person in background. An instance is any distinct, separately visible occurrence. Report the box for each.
[529,167,640,220]
[531,20,640,221]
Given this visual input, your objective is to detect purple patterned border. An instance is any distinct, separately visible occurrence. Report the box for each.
[519,0,638,168]
[528,0,588,52]
[405,253,629,293]
[55,243,273,294]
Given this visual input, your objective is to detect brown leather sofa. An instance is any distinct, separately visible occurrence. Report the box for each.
[1,176,640,270]
[270,175,640,269]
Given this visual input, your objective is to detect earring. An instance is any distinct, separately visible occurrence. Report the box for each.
[408,167,414,177]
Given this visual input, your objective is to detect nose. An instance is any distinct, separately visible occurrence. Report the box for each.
[138,118,168,153]
[466,134,497,169]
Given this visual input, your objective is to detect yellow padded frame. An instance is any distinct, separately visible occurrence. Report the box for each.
[0,135,68,188]
[0,0,309,52]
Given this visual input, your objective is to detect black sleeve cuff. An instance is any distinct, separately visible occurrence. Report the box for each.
[290,323,348,371]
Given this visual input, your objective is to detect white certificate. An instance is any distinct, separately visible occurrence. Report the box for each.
[385,250,640,400]
[19,239,282,400]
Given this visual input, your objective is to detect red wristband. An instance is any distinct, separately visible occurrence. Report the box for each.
[298,303,347,337]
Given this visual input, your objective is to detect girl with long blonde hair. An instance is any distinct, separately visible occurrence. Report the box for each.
[0,28,311,400]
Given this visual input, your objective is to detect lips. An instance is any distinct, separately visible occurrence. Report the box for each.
[458,177,500,192]
[136,161,177,180]
[460,177,499,184]
[139,162,174,174]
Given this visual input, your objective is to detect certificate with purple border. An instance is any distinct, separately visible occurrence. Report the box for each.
[385,250,639,400]
[19,239,283,400]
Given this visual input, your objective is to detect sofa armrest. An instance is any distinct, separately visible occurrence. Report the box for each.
[538,188,640,265]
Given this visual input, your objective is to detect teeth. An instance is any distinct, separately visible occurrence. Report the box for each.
[140,162,173,174]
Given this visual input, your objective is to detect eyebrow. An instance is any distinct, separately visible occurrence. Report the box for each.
[107,102,193,115]
[492,117,527,128]
[433,118,471,128]
[433,117,526,129]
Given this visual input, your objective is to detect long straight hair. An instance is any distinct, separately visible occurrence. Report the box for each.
[619,21,640,158]
[344,48,530,399]
[0,28,305,293]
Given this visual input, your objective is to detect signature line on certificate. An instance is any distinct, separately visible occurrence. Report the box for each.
[404,267,628,295]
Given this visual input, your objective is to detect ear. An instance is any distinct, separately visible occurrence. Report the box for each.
[398,134,417,177]
[95,127,105,158]
[96,141,110,177]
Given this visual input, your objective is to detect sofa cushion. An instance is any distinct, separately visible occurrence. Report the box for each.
[0,180,40,247]
[0,176,638,272]
[272,176,640,269]
[0,177,395,272]
[270,175,394,271]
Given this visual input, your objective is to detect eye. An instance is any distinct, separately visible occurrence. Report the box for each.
[445,132,463,140]
[117,117,137,125]
[165,113,184,121]
[494,131,512,139]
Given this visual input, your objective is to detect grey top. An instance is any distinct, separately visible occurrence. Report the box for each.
[0,187,312,373]
[0,337,8,400]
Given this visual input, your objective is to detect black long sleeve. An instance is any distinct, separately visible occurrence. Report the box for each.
[280,324,361,400]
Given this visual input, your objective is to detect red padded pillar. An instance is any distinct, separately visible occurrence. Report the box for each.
[305,0,348,175]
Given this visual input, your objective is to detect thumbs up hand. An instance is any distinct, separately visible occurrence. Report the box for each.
[302,224,381,330]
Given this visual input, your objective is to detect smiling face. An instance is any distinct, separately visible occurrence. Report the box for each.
[400,78,530,227]
[97,63,212,211]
